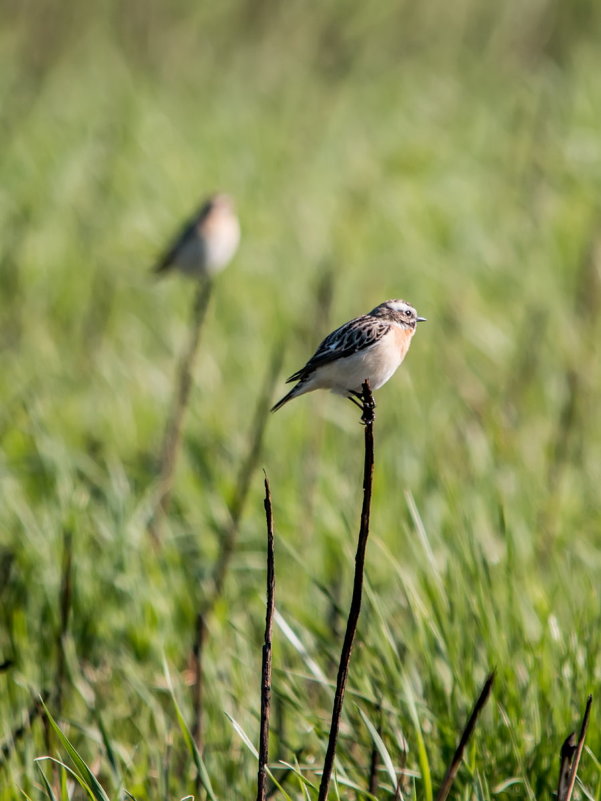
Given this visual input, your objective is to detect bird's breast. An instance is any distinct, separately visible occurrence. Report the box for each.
[201,211,240,272]
[392,324,415,359]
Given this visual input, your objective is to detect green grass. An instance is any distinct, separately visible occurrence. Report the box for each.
[1,1,601,799]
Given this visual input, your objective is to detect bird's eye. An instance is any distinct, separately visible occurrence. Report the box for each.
[405,309,412,316]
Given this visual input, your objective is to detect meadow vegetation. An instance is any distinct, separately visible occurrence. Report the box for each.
[0,1,600,798]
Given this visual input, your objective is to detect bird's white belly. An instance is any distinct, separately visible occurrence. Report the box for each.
[311,341,405,395]
[204,217,241,275]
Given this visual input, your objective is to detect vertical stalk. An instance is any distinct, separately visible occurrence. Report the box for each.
[434,672,495,801]
[150,279,213,543]
[191,612,206,754]
[561,695,593,801]
[318,381,375,801]
[55,527,73,716]
[257,476,276,801]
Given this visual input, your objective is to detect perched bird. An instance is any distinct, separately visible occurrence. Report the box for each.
[272,299,425,412]
[153,193,240,278]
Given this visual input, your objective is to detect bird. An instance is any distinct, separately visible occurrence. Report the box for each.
[153,193,240,278]
[271,299,426,413]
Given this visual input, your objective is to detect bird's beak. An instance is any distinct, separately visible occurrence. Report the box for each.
[417,316,427,322]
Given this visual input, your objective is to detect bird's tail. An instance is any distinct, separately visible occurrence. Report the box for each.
[271,383,303,413]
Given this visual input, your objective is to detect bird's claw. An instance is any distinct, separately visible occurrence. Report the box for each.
[359,383,375,425]
[360,397,375,425]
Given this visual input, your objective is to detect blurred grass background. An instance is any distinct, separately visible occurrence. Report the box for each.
[1,0,601,798]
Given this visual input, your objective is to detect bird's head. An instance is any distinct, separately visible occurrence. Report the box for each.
[208,193,236,213]
[371,299,426,328]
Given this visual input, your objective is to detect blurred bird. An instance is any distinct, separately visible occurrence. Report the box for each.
[153,193,240,278]
[272,299,426,412]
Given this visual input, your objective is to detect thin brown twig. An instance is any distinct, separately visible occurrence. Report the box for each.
[257,475,276,801]
[367,705,382,797]
[318,380,376,801]
[191,612,207,755]
[392,761,406,800]
[149,278,213,543]
[562,695,593,801]
[434,671,495,801]
[55,527,73,716]
[367,742,380,797]
[557,733,577,801]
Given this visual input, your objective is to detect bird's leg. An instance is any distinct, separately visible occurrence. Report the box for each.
[347,392,364,411]
[360,381,375,425]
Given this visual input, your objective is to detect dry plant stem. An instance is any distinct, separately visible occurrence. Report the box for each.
[256,476,276,801]
[434,672,495,801]
[150,278,213,543]
[563,695,593,801]
[367,706,382,796]
[393,740,409,800]
[367,737,380,797]
[55,527,73,716]
[393,769,404,801]
[557,734,577,801]
[318,381,375,801]
[191,612,206,754]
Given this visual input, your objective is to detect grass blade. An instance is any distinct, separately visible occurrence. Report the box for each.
[41,702,111,801]
[164,663,217,801]
[225,712,259,759]
[358,707,397,790]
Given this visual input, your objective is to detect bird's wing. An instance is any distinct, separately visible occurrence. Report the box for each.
[286,316,391,383]
[153,200,213,273]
